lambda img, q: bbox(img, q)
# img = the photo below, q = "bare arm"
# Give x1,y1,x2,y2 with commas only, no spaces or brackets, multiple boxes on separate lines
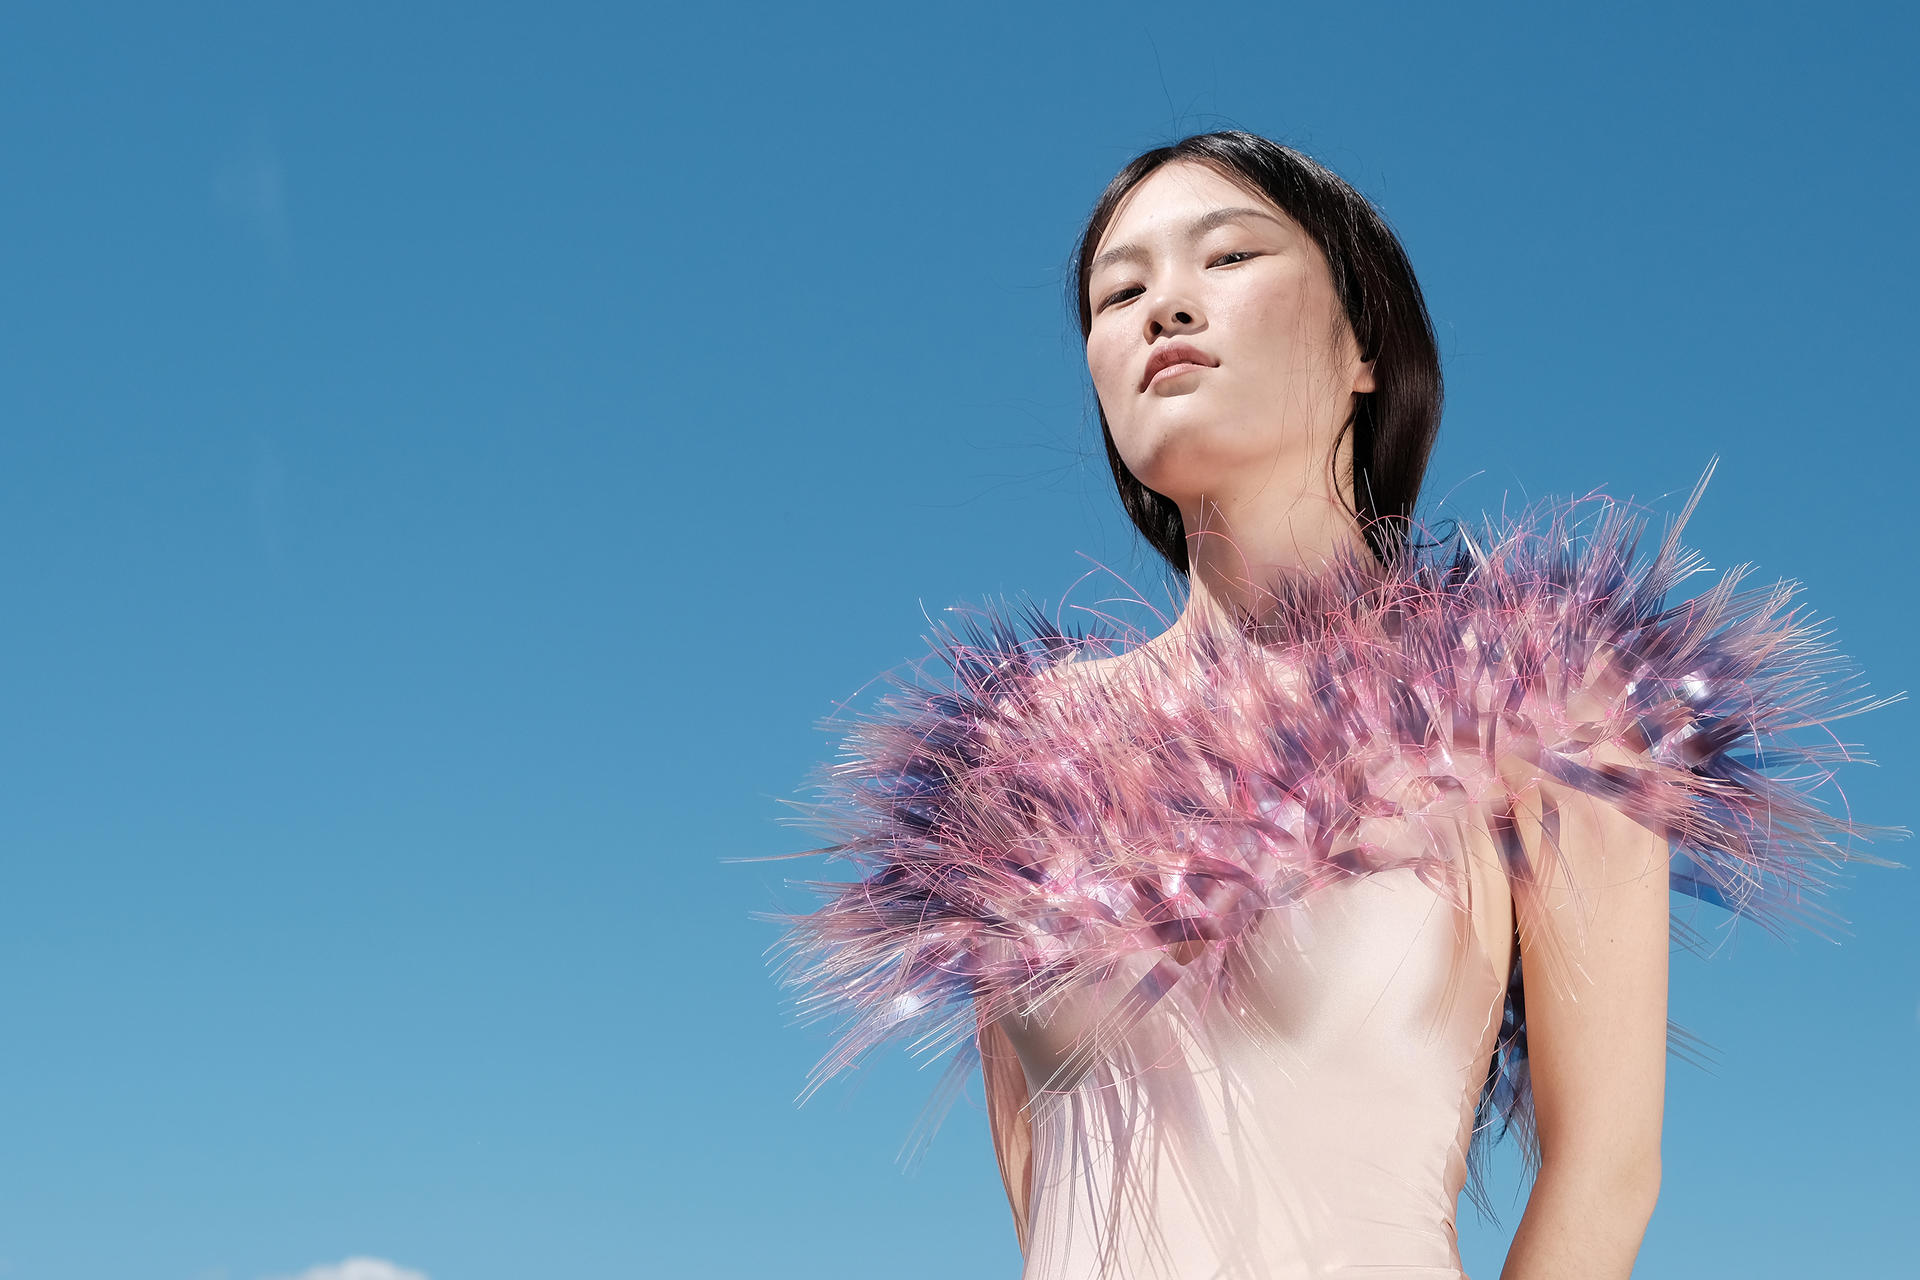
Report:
978,1009,1034,1258
1499,745,1669,1280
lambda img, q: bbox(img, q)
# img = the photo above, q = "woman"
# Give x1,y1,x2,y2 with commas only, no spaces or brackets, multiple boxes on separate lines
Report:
760,132,1900,1279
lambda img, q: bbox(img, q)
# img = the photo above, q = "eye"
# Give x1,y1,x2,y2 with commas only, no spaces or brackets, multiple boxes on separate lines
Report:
1097,284,1143,312
1209,250,1258,267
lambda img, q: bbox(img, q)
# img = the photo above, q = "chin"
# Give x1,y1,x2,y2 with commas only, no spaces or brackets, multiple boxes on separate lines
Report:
1123,429,1252,501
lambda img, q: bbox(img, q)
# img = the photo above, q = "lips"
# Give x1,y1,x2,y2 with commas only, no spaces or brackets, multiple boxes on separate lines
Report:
1141,343,1218,391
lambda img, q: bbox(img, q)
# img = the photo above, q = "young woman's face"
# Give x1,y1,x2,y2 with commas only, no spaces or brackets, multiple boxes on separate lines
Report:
1084,161,1375,505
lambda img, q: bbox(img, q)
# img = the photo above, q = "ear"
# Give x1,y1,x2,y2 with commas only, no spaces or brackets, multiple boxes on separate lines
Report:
1353,359,1377,395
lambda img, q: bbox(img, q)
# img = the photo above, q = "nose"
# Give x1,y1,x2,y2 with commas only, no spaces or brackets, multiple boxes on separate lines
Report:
1146,285,1202,339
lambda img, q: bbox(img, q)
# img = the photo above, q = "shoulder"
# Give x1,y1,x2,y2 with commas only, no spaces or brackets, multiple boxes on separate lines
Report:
1022,647,1146,706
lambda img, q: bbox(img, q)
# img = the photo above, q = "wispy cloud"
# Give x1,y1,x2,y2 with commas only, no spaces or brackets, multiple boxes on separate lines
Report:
262,1259,428,1280
214,125,291,260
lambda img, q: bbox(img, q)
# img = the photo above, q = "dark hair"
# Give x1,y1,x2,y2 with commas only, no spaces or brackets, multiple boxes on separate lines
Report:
1072,131,1443,574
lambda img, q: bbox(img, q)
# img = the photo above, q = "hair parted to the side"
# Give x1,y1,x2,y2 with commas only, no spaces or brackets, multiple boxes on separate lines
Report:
1072,131,1444,574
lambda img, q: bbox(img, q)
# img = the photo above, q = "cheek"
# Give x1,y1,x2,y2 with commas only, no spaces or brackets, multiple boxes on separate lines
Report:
1227,279,1312,357
1085,332,1131,406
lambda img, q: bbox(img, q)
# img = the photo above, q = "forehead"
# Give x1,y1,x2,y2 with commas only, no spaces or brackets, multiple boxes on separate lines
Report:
1094,161,1284,256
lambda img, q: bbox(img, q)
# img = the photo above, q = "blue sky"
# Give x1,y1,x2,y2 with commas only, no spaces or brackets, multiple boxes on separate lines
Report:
1,3,1914,1278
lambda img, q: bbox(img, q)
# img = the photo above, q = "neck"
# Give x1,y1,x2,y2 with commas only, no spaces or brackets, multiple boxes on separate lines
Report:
1161,467,1373,646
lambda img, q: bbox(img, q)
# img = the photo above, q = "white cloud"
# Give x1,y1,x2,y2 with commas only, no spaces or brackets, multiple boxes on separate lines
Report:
263,1259,428,1280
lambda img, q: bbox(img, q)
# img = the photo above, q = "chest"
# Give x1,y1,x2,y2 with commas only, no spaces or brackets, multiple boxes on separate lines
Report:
994,845,1513,1095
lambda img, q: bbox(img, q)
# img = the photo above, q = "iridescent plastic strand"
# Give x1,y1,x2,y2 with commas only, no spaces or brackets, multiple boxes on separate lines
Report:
748,465,1905,1240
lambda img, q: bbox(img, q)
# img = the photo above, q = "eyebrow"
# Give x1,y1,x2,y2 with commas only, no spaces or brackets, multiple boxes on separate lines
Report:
1089,206,1288,277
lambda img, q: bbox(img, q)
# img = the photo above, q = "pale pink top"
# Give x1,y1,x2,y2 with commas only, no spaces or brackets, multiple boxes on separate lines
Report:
999,861,1512,1280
